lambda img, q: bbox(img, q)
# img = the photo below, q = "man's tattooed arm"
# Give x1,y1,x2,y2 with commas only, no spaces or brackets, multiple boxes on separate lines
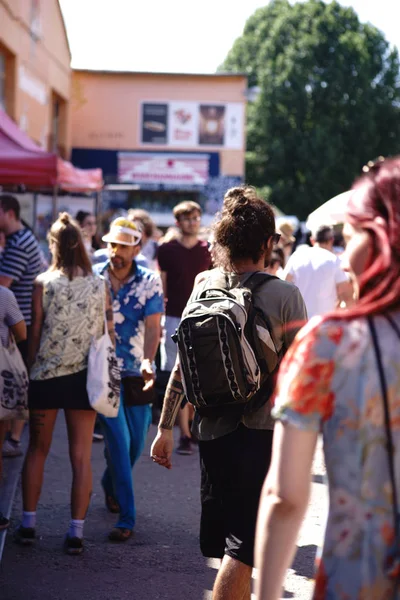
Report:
159,362,184,430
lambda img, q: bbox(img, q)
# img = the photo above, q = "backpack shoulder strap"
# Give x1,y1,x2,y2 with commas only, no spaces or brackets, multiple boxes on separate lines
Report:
244,272,277,293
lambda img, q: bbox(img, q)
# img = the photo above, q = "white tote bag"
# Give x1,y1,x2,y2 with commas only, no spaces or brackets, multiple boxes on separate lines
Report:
0,335,29,421
86,284,120,417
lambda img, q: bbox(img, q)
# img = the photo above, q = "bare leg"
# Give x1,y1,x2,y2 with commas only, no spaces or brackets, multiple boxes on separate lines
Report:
178,403,191,438
65,409,96,519
9,419,25,442
212,555,252,600
22,410,58,511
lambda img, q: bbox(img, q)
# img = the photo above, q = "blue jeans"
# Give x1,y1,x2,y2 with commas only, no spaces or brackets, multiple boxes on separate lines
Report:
99,400,152,530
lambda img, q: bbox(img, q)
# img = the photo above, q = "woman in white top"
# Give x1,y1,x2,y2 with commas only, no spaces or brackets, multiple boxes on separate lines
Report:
15,213,115,555
0,286,26,530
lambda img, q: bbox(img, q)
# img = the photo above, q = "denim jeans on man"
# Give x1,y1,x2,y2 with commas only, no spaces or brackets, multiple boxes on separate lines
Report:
99,390,152,530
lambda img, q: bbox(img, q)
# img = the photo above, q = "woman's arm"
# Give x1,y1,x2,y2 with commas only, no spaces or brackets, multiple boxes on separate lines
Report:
10,320,27,343
27,281,44,370
104,284,116,348
255,422,318,600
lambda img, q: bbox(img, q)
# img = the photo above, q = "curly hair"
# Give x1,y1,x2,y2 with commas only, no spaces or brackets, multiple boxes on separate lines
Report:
213,186,276,270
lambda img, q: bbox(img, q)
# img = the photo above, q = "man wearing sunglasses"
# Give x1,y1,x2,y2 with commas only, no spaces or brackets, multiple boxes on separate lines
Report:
152,187,307,600
94,218,164,542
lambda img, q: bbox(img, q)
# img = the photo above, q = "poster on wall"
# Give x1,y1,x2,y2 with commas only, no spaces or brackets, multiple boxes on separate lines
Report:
225,103,245,150
141,103,168,144
198,105,225,146
140,101,244,149
168,102,198,147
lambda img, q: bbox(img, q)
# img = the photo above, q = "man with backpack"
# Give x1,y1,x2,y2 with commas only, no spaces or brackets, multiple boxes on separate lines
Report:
151,187,307,600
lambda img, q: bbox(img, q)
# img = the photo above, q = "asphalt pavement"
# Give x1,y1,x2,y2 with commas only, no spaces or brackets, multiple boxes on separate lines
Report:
0,415,327,600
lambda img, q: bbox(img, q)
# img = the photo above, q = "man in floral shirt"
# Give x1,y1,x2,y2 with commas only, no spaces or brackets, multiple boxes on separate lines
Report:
94,218,163,542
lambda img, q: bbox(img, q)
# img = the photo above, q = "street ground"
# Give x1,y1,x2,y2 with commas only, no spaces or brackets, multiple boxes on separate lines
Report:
0,415,327,600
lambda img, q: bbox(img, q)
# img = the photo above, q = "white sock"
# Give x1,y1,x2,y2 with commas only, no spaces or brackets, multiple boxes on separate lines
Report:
68,519,85,539
22,511,36,529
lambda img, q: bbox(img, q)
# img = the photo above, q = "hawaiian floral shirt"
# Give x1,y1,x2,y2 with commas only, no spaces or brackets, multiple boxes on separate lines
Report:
273,312,400,600
94,261,164,377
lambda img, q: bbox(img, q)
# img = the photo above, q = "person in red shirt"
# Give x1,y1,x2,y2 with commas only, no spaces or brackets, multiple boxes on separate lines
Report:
158,201,211,455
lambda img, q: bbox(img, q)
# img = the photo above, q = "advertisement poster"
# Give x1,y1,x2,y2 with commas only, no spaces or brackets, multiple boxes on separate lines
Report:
168,102,198,147
141,103,168,144
140,101,244,149
198,105,225,146
225,103,245,150
118,152,209,186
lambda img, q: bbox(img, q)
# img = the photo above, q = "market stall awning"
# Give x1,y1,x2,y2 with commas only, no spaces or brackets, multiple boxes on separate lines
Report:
306,191,353,232
0,108,103,191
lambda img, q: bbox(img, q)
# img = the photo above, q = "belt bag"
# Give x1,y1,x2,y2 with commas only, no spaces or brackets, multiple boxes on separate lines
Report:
122,376,155,406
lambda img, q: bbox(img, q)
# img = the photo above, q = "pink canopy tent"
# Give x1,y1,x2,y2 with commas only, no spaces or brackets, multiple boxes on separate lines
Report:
0,108,103,191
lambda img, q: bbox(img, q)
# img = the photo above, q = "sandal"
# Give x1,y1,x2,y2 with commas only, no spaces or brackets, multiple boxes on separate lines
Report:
63,534,84,555
108,527,133,542
105,494,120,514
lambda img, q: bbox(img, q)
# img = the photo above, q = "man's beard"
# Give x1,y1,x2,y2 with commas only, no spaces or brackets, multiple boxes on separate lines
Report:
110,256,127,270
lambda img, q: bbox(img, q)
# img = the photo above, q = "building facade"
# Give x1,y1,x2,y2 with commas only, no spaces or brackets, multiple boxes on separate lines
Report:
0,0,71,157
70,70,247,223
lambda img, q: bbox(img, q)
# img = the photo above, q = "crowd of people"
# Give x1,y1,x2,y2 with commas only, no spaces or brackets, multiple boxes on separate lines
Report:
1,156,400,598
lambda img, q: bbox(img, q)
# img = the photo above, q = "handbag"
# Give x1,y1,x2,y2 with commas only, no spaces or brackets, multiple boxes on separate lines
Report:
0,334,29,421
86,283,121,417
369,315,400,590
122,376,156,407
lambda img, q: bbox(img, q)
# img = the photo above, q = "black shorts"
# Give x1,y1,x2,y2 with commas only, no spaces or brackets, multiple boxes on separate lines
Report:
29,369,93,411
199,424,273,568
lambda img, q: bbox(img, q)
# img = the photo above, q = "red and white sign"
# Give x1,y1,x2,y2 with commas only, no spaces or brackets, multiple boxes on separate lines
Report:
118,153,209,185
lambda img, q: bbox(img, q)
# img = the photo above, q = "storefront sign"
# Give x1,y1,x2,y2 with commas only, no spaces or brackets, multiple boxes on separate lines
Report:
118,152,209,186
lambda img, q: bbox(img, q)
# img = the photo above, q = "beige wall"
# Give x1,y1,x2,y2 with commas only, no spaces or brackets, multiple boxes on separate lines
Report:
71,71,247,177
0,0,71,154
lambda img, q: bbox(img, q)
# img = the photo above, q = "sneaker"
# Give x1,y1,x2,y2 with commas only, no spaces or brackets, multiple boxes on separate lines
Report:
14,525,36,545
2,438,23,458
176,436,193,456
0,513,9,530
63,534,84,555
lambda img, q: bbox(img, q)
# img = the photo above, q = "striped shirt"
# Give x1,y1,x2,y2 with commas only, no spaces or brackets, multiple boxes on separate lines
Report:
0,228,41,325
0,286,24,346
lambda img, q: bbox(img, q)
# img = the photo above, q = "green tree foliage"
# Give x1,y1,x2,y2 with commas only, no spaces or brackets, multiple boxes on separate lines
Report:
219,0,400,218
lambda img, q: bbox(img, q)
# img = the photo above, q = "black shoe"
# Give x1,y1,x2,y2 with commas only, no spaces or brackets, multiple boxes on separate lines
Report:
14,525,36,545
63,535,84,555
176,436,193,455
0,513,9,530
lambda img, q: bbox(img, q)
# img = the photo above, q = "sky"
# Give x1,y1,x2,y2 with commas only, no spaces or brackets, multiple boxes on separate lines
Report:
59,0,400,74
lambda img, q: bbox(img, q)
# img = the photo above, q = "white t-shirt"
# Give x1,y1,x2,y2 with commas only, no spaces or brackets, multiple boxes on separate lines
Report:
283,246,348,319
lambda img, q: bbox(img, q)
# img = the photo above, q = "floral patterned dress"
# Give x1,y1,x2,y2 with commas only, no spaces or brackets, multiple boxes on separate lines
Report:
273,312,400,600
